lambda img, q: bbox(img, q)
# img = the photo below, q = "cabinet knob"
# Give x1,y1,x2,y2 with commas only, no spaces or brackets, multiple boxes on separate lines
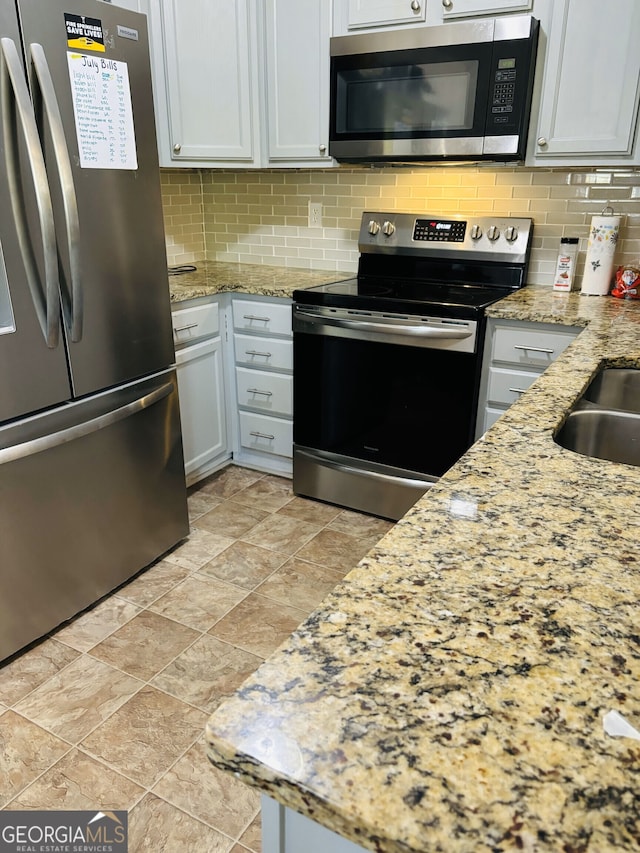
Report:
410,0,421,11
442,0,453,8
537,137,548,147
319,144,327,153
173,142,182,153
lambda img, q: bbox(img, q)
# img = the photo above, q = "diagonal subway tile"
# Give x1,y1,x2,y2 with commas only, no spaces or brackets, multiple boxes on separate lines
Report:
52,596,140,652
195,502,268,539
256,558,344,613
229,475,294,513
276,495,342,526
198,541,287,590
164,528,236,571
241,514,320,556
209,594,307,658
13,655,141,744
11,748,144,811
89,612,199,681
117,559,191,607
149,575,247,632
0,637,79,707
154,740,259,836
81,686,206,789
129,793,233,853
295,528,376,574
0,711,70,808
196,465,264,499
151,635,262,713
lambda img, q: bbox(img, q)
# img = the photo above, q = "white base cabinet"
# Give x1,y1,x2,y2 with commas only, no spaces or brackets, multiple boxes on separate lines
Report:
262,796,367,853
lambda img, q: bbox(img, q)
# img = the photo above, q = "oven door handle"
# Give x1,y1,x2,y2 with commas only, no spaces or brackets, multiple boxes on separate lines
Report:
295,310,472,340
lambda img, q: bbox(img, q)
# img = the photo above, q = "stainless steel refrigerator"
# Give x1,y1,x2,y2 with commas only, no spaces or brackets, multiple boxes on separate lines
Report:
0,0,189,661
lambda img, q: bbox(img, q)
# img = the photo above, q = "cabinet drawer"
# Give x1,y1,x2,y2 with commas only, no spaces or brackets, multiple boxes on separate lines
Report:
236,367,293,416
232,299,292,337
234,333,292,371
172,301,219,345
487,367,539,406
492,325,577,368
239,412,292,458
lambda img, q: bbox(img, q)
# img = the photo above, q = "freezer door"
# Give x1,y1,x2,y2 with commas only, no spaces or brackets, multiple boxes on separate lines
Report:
16,0,175,397
0,5,72,424
0,369,188,662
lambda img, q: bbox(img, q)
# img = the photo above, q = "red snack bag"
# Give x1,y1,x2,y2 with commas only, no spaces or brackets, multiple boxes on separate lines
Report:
612,264,640,299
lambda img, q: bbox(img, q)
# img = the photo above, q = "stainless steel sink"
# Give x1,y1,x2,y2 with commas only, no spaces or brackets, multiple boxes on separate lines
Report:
581,368,640,413
555,409,640,466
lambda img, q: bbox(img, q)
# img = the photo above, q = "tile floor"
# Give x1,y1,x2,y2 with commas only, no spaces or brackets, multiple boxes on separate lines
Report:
0,465,393,852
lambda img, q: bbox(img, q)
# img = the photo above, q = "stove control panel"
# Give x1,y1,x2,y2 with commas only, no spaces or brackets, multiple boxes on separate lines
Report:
413,219,467,242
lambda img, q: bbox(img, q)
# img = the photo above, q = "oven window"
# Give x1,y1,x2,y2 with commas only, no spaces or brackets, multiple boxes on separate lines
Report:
294,332,480,478
337,60,479,134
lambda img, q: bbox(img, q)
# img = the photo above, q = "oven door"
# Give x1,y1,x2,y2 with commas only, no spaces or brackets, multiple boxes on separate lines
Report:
293,305,483,519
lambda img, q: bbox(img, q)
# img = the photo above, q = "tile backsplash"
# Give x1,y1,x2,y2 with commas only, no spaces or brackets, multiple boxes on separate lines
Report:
160,166,640,286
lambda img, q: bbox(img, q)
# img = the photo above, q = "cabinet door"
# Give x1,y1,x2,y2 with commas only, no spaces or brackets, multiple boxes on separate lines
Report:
532,0,640,161
264,0,332,163
160,0,256,162
175,338,227,482
344,0,426,30
440,0,532,19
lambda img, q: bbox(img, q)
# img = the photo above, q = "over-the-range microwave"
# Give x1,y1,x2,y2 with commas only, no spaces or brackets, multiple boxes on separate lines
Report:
329,16,539,165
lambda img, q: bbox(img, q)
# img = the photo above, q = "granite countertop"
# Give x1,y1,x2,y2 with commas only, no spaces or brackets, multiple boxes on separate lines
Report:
168,260,351,302
206,286,640,853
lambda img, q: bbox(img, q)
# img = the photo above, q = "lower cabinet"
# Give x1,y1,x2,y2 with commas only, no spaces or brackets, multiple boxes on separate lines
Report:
476,317,580,438
261,796,366,853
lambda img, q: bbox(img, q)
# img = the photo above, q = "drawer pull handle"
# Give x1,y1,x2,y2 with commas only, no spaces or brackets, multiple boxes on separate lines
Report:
243,314,270,323
250,430,275,440
509,387,529,395
174,322,198,333
513,345,554,354
245,350,272,358
247,388,273,397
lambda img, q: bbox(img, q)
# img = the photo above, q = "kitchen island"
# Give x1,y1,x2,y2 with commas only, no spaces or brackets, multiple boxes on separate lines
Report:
205,286,640,852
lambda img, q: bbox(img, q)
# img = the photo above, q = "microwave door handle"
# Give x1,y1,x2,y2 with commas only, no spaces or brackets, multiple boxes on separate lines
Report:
0,37,60,348
29,43,83,342
296,310,472,340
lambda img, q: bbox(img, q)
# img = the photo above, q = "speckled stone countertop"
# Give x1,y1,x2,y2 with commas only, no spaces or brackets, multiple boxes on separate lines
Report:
206,286,640,853
168,260,351,302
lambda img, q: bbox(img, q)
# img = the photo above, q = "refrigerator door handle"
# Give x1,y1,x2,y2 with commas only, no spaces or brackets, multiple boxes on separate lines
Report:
0,37,60,348
29,43,83,342
0,380,175,465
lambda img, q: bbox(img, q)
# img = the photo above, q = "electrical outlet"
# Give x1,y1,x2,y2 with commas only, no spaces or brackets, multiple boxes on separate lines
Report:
308,201,323,228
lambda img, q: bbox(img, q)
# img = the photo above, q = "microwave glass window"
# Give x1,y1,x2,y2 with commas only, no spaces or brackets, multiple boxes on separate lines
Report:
337,60,479,134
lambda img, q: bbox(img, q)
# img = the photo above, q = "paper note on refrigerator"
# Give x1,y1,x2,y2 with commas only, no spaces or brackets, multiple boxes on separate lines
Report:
67,52,138,170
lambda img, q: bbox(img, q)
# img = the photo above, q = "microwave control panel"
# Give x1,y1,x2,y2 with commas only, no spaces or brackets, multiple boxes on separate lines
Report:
492,58,516,123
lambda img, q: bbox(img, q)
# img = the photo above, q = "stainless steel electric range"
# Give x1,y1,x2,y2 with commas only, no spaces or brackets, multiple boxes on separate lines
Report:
292,211,533,521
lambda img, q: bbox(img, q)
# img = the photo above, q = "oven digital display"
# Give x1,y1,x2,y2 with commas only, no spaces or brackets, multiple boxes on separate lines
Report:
413,219,467,242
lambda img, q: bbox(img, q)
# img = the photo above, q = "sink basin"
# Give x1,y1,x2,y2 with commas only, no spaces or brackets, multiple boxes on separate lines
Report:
555,409,640,466
581,368,640,413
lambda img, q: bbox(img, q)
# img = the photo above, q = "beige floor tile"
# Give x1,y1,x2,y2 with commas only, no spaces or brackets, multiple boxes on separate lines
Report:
164,528,236,572
89,612,199,682
151,635,262,713
230,475,294,513
129,793,233,853
277,495,342,526
0,712,70,807
256,558,344,613
149,575,247,632
14,656,141,744
230,846,252,853
209,594,307,658
154,740,260,835
295,529,375,573
197,465,264,499
198,541,287,590
81,686,206,788
195,502,268,539
238,813,262,852
11,748,144,811
328,509,394,541
0,638,79,707
187,489,222,522
242,514,321,556
53,597,140,652
117,560,191,607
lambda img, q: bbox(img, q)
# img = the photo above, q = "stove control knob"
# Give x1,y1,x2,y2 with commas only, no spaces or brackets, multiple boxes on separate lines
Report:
382,220,396,237
487,225,500,241
470,224,483,240
505,225,518,242
368,220,381,236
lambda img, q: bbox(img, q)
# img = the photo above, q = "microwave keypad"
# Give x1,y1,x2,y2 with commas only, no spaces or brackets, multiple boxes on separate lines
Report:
493,68,516,115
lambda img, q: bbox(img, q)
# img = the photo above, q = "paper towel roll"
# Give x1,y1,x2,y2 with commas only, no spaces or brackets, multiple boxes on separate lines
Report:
581,214,621,295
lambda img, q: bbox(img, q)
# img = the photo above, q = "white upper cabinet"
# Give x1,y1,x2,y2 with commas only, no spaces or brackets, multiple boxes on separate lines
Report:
143,0,332,168
438,0,532,21
336,0,426,32
528,0,640,165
